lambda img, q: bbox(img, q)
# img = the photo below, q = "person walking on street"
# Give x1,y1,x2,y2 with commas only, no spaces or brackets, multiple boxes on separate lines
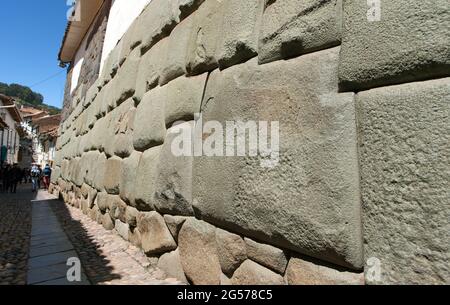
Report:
43,164,52,190
31,164,41,193
9,164,21,193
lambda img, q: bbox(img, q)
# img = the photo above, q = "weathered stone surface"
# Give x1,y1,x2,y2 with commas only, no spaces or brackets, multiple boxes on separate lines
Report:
285,256,364,285
110,197,127,223
120,151,142,206
93,153,107,192
80,198,90,215
193,47,363,270
50,167,61,184
83,151,101,186
154,123,195,216
89,205,101,223
245,238,288,274
115,220,130,241
164,215,188,241
133,87,166,152
339,0,450,91
231,260,284,285
178,218,221,285
216,0,263,69
220,273,232,285
139,0,180,54
102,213,115,231
129,227,142,248
102,157,123,195
87,184,98,208
101,39,123,85
216,229,247,276
160,14,194,86
125,206,140,228
165,75,207,126
186,0,224,75
357,78,450,284
110,99,136,158
118,17,142,65
111,49,140,108
137,211,177,255
80,183,90,199
158,249,189,283
134,38,168,103
259,0,342,64
97,192,113,213
134,146,162,211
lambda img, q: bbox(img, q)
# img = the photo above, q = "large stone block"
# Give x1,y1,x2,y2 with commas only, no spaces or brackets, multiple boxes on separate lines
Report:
160,14,194,86
339,0,450,91
133,87,167,152
100,39,123,86
139,0,180,54
216,0,263,69
259,0,342,64
113,106,136,158
193,47,363,270
120,151,142,206
185,0,224,75
245,238,288,274
83,150,101,187
134,38,168,103
178,218,221,285
102,157,123,195
285,256,364,285
134,146,162,211
137,211,177,255
216,229,247,277
357,78,450,284
165,75,207,126
158,249,189,284
231,260,284,285
92,153,107,191
154,123,195,216
111,49,140,109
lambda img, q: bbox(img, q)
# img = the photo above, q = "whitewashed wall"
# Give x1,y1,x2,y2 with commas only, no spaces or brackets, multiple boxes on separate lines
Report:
99,0,152,74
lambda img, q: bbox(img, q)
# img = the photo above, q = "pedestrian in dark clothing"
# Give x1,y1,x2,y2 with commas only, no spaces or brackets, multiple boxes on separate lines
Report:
3,165,12,192
43,164,52,190
9,164,21,193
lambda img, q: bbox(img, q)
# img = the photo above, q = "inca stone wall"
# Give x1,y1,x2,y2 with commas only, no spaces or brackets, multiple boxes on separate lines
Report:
50,0,450,285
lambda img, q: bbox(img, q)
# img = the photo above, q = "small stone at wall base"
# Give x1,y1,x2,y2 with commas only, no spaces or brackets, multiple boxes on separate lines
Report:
216,229,247,277
285,257,364,285
158,249,189,284
102,213,115,231
245,238,288,274
137,211,177,255
164,215,188,241
115,219,130,241
231,260,285,285
178,218,221,285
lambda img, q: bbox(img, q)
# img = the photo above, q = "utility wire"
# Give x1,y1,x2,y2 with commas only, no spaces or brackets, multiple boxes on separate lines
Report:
29,70,65,89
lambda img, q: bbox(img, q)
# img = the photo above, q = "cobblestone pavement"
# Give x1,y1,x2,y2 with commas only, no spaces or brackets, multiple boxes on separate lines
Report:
48,199,182,285
0,184,34,285
1,185,181,285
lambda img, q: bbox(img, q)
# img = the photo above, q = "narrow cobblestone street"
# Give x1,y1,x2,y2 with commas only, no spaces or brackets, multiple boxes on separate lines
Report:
0,184,33,285
0,184,182,285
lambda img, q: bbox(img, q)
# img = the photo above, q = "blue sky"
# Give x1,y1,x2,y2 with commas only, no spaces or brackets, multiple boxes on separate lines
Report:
0,0,70,108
